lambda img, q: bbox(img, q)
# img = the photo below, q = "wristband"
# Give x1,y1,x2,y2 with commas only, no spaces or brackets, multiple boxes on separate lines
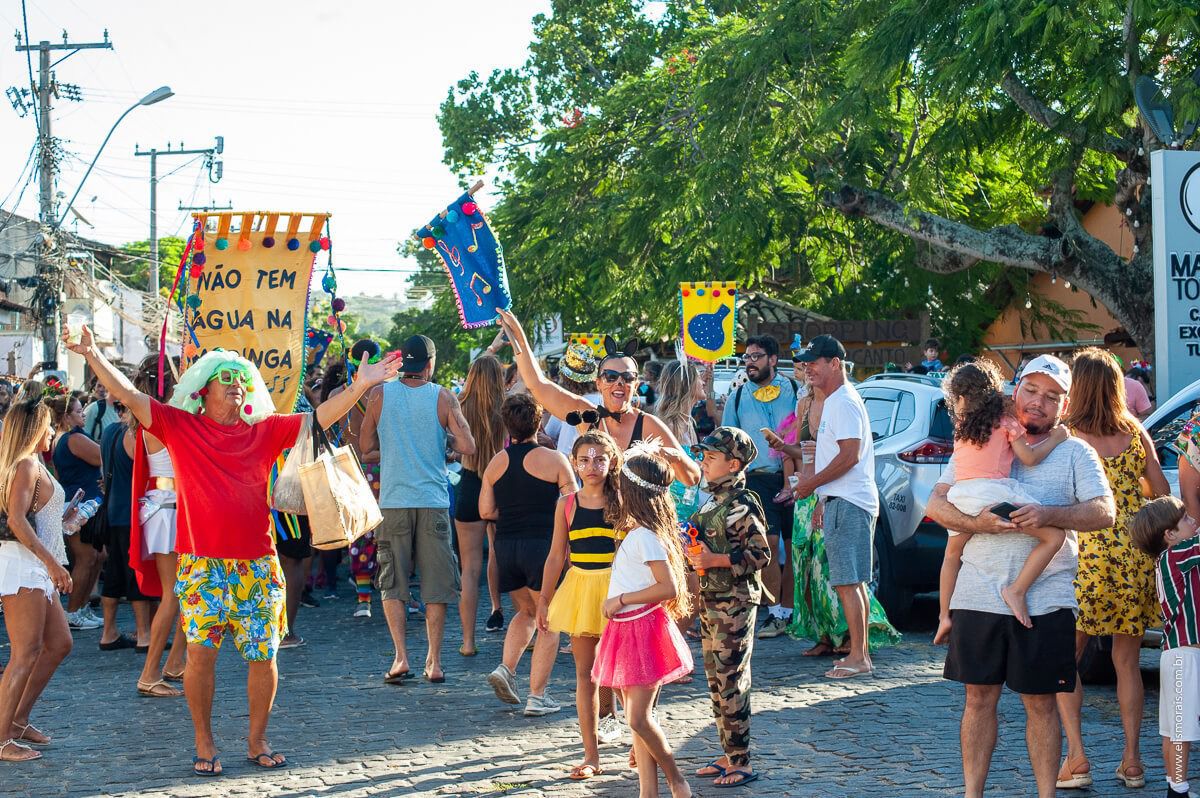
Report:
618,593,626,607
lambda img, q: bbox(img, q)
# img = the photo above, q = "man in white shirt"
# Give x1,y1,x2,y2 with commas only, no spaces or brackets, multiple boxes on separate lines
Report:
792,335,879,679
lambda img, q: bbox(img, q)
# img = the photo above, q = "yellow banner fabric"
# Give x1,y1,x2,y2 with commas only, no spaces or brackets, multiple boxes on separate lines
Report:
680,281,737,362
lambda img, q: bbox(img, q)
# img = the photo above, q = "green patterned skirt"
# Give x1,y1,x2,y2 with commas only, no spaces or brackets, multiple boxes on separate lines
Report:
786,495,901,650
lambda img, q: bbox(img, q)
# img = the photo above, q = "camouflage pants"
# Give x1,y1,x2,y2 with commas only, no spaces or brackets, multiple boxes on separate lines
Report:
700,594,757,766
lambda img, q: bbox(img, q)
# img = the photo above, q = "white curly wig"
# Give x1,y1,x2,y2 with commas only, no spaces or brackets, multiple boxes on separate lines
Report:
168,349,274,424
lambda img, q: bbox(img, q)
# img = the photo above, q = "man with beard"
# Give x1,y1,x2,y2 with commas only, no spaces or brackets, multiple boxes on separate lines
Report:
926,355,1115,798
721,335,798,638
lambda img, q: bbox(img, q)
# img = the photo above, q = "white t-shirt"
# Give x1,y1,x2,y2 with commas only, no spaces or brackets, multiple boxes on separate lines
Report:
607,526,668,611
814,383,879,516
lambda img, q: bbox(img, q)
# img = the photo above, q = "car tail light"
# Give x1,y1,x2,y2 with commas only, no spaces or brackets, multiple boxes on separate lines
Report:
898,439,954,464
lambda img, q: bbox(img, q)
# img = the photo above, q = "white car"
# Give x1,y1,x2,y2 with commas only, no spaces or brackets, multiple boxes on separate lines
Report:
1144,377,1200,497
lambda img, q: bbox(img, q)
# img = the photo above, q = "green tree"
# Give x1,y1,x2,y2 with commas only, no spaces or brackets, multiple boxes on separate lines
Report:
437,0,1200,357
114,237,187,294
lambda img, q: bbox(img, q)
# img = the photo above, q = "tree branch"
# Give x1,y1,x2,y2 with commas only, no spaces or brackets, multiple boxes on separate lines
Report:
822,184,1063,271
1000,72,1134,161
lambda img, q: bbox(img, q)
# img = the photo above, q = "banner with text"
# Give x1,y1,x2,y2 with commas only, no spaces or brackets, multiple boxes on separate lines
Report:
1152,150,1200,400
184,211,325,413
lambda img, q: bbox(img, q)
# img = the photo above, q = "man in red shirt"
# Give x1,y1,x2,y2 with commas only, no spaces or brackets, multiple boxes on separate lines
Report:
66,326,399,777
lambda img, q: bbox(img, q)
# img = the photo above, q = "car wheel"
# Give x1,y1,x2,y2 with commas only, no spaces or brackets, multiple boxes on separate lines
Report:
873,516,913,627
1076,635,1117,686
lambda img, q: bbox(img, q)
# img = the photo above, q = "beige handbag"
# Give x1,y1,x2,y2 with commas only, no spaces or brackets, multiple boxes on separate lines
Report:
300,422,382,550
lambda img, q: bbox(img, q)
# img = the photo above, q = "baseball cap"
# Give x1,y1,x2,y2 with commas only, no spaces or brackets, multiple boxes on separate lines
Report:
1018,354,1071,393
690,426,759,465
792,334,847,362
401,335,436,372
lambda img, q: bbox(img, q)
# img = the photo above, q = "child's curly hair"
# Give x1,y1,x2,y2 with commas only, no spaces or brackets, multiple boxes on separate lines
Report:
943,359,1009,448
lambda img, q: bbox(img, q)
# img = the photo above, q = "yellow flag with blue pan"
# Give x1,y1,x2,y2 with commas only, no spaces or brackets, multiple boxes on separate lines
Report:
567,332,607,357
679,281,737,362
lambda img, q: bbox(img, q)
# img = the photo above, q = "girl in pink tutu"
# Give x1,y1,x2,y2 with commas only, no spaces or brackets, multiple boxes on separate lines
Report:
592,442,694,798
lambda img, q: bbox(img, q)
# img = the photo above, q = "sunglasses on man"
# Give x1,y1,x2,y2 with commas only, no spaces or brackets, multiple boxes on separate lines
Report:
599,369,637,385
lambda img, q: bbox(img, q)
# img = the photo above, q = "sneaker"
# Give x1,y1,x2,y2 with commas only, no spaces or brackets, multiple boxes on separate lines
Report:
524,692,562,717
300,590,319,609
757,615,787,639
67,610,102,630
597,714,624,745
323,590,339,600
83,606,103,624
354,603,372,618
486,664,521,705
485,609,504,632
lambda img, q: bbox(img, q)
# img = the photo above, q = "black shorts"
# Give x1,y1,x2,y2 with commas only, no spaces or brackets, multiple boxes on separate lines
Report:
275,515,313,561
101,525,148,601
494,537,551,593
746,471,794,542
455,468,483,523
78,512,105,550
943,608,1077,694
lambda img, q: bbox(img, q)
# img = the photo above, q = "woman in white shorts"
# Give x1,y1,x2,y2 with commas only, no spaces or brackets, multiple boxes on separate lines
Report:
130,357,187,696
0,386,74,762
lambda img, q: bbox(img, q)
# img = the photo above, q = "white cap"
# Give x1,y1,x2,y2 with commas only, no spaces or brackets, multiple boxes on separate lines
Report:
1018,354,1071,393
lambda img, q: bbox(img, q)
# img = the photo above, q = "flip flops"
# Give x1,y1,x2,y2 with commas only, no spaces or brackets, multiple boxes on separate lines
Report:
824,664,873,679
568,763,604,780
383,669,412,685
714,770,759,788
695,759,727,777
247,752,288,769
192,756,221,777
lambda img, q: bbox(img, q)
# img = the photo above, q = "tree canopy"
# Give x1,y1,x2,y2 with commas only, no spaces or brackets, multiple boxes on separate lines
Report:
435,0,1200,358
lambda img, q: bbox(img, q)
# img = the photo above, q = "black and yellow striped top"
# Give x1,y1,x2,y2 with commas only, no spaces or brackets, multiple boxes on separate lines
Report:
569,503,619,570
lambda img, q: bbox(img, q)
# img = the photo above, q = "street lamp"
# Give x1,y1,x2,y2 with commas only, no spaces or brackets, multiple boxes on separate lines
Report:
55,86,174,230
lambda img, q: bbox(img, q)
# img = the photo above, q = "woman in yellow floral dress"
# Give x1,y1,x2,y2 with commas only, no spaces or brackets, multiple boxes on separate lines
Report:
1055,348,1169,791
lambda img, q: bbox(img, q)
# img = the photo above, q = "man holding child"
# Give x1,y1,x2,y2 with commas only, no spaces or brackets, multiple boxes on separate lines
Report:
926,355,1115,798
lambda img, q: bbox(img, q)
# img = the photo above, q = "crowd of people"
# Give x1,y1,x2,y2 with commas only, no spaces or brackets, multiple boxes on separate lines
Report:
0,314,1194,798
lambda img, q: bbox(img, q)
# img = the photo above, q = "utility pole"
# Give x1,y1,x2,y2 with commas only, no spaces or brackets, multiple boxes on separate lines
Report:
178,200,233,212
14,29,112,363
135,137,223,297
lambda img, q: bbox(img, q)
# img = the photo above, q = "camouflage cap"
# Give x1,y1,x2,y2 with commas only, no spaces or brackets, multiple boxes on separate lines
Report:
691,426,758,465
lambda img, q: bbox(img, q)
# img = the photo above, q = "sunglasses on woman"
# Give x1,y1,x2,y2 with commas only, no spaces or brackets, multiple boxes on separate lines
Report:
599,369,637,385
213,366,253,386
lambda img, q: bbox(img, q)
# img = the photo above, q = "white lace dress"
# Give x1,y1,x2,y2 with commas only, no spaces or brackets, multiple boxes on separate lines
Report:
0,467,67,601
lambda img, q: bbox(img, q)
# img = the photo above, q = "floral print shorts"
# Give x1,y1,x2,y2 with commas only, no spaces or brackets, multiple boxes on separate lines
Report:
175,553,287,661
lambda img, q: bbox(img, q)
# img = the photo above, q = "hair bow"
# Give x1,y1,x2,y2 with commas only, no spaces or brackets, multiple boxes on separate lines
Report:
565,404,624,427
602,335,639,359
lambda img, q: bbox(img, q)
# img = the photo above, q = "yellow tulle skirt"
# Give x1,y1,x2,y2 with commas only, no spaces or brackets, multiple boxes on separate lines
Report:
547,566,611,637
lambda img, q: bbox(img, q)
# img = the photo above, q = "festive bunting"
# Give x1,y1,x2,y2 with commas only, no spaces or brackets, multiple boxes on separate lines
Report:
178,211,325,413
416,192,511,329
567,332,607,357
679,281,737,362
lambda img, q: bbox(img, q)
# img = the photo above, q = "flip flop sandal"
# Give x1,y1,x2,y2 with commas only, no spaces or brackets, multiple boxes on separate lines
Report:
568,763,604,780
424,671,446,684
12,722,50,746
714,769,759,788
137,680,183,698
192,756,221,777
384,670,412,685
0,739,40,761
163,670,185,682
696,759,727,777
824,665,873,679
247,752,288,769
458,646,478,657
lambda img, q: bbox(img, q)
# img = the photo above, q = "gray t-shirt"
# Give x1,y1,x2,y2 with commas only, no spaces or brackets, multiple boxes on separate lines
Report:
938,436,1111,617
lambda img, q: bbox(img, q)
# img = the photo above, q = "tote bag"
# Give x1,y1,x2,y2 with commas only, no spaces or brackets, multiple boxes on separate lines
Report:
299,422,382,550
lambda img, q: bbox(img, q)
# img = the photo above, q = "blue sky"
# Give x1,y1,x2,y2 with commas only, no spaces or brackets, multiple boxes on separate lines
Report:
0,0,549,296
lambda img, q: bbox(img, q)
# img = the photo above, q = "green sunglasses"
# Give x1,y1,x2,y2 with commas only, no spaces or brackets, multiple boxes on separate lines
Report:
212,365,253,386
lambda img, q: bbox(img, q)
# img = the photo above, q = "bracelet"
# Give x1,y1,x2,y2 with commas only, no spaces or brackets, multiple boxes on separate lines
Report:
618,593,626,607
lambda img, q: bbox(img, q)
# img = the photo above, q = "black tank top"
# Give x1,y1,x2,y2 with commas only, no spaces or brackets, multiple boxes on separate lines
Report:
494,443,560,540
567,498,618,571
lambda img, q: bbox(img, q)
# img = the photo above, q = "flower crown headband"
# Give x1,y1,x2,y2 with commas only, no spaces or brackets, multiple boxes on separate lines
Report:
43,378,68,398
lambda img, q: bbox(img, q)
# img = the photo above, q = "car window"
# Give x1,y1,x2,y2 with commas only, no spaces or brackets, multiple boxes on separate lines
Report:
930,399,954,441
1150,398,1200,470
859,388,899,440
893,391,916,436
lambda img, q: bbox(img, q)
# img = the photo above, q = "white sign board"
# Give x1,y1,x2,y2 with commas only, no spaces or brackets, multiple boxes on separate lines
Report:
1152,149,1200,401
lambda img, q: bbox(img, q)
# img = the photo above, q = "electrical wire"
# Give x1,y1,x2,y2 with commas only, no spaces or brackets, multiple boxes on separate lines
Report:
20,0,39,130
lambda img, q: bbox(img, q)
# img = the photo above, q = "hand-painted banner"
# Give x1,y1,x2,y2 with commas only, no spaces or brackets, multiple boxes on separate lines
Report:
417,192,511,329
305,327,334,368
680,281,738,362
567,332,607,356
181,211,326,413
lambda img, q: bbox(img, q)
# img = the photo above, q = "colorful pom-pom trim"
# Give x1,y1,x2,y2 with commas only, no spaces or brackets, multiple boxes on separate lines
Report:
262,236,275,248
287,238,300,251
215,238,229,250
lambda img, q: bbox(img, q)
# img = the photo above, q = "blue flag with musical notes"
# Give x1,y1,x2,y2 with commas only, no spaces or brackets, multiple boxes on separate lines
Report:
417,192,512,329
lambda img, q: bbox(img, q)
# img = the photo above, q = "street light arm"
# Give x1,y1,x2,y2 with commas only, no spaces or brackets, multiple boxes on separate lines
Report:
53,102,139,231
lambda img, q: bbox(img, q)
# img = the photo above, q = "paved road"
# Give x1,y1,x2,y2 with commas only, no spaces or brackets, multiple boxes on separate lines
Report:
0,586,1168,797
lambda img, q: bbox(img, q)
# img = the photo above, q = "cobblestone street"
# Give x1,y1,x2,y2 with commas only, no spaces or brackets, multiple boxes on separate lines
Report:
0,591,1167,797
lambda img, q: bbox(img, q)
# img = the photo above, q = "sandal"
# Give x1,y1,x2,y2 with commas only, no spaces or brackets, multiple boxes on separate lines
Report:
714,769,759,788
1055,757,1093,789
825,664,873,679
0,739,41,762
383,669,411,685
12,722,49,746
137,680,183,698
1115,761,1145,788
802,642,835,657
192,755,222,777
458,646,477,657
568,763,604,780
696,759,728,777
247,751,288,769
162,670,185,683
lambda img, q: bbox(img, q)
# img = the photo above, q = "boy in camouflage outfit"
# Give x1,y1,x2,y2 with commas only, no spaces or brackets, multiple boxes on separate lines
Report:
686,427,772,788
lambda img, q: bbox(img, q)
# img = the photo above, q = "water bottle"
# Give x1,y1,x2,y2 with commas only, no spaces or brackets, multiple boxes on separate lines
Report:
77,499,101,522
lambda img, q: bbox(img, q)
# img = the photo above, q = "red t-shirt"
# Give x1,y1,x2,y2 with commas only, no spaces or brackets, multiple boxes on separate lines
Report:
147,400,306,559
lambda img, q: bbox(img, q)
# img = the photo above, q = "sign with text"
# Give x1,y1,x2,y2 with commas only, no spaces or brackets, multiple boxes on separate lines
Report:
186,211,325,413
1152,150,1200,400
